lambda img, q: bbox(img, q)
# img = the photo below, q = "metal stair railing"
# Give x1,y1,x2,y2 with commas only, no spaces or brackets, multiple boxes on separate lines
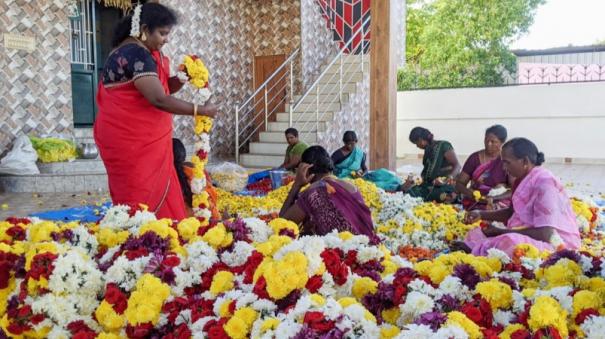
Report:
291,15,371,143
234,48,300,163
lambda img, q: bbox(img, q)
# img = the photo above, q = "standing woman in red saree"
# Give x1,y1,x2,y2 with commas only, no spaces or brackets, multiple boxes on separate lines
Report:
94,3,216,220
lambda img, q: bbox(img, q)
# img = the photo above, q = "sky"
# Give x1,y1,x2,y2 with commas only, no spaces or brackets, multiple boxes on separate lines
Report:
510,0,605,50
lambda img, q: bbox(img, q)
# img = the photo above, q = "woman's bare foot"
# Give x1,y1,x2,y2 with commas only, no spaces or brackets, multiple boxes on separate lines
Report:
450,241,471,253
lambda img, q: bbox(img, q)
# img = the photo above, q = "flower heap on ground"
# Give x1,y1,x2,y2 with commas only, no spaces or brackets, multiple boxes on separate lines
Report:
4,208,605,338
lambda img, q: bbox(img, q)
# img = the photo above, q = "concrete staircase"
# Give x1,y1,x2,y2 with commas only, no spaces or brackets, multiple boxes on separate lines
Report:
240,55,368,168
0,129,108,193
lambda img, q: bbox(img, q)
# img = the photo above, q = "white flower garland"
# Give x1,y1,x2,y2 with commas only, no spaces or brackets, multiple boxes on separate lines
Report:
130,4,143,38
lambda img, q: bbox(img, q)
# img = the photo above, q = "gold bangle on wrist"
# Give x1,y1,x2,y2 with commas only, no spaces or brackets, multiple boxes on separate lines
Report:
193,103,198,118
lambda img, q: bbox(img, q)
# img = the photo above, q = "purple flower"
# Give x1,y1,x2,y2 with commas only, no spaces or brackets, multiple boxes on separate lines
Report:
293,325,315,339
224,218,251,242
498,276,519,290
437,294,458,313
276,289,301,311
414,311,447,331
453,264,481,289
362,281,394,321
394,267,418,281
541,249,582,268
279,228,297,238
320,327,346,339
124,232,169,253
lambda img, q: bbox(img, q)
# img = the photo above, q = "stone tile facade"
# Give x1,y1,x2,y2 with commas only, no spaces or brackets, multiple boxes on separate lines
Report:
163,0,302,156
0,0,73,155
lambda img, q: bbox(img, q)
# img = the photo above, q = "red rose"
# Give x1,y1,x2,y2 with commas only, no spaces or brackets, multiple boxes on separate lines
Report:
243,251,264,284
17,305,32,318
228,300,237,315
0,262,11,289
162,255,181,268
344,250,358,266
6,322,29,335
393,285,407,305
30,313,45,325
113,299,127,314
304,311,335,333
73,331,96,339
253,277,271,299
510,329,531,339
6,226,25,241
575,308,600,325
306,275,323,293
460,304,482,325
126,323,153,338
164,323,192,339
206,319,229,339
482,327,502,339
104,284,123,304
125,248,149,260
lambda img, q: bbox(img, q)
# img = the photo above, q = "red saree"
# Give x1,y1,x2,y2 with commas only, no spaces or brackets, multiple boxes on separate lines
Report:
94,50,187,220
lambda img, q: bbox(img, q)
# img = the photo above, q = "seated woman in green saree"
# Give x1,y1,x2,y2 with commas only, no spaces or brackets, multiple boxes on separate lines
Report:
399,127,461,202
332,131,402,191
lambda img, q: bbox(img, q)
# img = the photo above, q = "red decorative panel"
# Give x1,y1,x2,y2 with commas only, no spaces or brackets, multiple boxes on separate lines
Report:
316,0,370,54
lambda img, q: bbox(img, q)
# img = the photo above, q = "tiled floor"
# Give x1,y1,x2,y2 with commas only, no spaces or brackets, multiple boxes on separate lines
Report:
0,161,603,219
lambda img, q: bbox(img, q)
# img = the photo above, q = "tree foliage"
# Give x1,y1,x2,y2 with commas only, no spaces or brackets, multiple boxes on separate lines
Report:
399,0,545,90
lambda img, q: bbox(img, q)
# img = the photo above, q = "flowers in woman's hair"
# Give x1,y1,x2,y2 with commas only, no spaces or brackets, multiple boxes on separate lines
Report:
129,4,142,38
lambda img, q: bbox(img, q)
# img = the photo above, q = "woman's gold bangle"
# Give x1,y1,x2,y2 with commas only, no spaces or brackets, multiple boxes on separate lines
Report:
193,103,198,118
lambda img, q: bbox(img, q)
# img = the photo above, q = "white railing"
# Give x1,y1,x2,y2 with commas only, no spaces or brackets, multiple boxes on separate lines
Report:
290,15,370,143
69,0,95,67
234,49,300,163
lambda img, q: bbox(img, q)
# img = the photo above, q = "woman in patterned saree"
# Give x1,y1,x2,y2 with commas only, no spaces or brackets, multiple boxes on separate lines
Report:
456,138,580,256
399,127,461,202
455,124,512,210
94,3,216,220
279,146,379,244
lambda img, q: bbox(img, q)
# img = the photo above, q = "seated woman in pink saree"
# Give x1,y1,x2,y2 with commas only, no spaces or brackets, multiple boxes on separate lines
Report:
279,146,380,244
456,125,512,210
454,138,580,257
94,3,216,220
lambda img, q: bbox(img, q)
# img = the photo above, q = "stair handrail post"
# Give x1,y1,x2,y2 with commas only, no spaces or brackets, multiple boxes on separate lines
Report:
264,87,269,130
316,85,320,136
290,60,294,104
339,53,343,103
235,106,240,164
361,19,365,73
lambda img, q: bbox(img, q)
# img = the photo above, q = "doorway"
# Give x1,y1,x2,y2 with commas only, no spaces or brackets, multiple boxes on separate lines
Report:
252,54,287,140
69,0,121,126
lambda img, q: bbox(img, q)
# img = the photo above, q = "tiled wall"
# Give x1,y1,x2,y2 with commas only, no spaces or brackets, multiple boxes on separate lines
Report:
300,0,340,90
0,0,73,155
164,0,301,157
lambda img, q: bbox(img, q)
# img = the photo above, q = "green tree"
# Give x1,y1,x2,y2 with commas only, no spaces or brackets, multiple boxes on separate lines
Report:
399,0,545,90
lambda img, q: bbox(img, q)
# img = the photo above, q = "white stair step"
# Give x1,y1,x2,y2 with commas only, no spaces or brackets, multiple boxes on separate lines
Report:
315,82,357,94
276,112,334,122
38,159,106,174
249,142,288,155
240,154,284,169
290,101,340,113
324,61,369,74
294,93,349,105
267,121,326,132
260,132,318,143
0,172,108,193
319,72,363,84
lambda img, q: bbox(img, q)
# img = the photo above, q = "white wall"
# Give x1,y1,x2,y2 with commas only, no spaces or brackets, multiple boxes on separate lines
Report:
397,82,605,163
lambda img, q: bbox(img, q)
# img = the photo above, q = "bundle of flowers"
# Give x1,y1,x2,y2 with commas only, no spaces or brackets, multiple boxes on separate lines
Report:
29,136,77,163
4,208,605,338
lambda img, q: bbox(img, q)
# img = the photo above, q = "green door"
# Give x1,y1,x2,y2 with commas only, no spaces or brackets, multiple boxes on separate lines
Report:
70,0,120,126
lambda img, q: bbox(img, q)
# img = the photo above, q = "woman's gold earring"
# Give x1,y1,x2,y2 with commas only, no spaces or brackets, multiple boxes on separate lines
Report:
141,32,147,42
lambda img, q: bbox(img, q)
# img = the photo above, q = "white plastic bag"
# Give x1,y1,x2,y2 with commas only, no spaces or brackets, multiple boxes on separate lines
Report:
0,136,40,175
207,162,249,192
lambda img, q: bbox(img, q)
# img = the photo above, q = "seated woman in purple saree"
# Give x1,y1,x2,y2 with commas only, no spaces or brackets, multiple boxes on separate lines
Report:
279,146,380,244
453,138,580,257
456,125,512,210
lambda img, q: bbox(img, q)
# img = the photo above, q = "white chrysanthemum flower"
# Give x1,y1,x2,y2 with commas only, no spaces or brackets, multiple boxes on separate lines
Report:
275,319,302,338
494,310,515,327
222,241,254,267
106,255,150,291
400,291,435,320
69,226,99,257
433,324,469,339
242,218,271,242
512,290,527,314
408,278,437,296
580,315,605,338
125,209,157,232
487,248,511,264
99,205,131,230
185,240,218,273
191,177,207,194
191,317,218,339
357,245,384,264
580,254,594,273
172,268,200,295
396,324,434,338
48,250,103,296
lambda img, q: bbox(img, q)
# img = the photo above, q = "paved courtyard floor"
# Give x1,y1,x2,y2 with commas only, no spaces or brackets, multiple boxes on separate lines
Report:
1,161,603,219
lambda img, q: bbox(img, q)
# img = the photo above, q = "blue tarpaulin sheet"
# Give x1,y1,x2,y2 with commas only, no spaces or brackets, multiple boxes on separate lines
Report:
30,202,111,223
